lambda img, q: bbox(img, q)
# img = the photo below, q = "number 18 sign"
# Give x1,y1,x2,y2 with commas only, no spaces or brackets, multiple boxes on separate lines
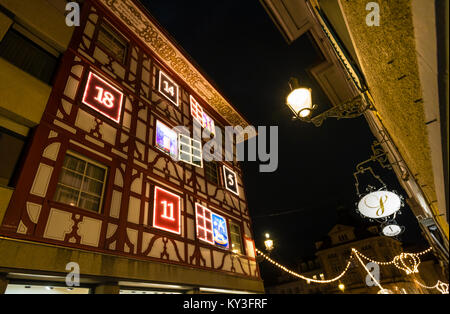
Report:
82,71,124,123
153,186,181,235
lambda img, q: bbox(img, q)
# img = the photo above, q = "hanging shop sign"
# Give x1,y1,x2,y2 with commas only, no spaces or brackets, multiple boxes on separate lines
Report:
82,71,124,123
153,186,181,234
357,190,401,219
381,222,404,237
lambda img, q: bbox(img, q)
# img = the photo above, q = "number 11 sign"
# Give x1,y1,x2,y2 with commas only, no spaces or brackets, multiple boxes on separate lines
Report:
153,186,181,235
82,71,124,123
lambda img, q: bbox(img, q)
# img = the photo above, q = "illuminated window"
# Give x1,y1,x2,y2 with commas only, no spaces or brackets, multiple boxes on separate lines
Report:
195,203,214,245
230,221,243,254
155,120,178,159
204,161,218,184
158,70,179,106
54,152,108,213
82,71,124,123
179,134,202,168
153,186,181,235
97,22,128,63
0,28,59,84
190,95,215,135
212,212,229,249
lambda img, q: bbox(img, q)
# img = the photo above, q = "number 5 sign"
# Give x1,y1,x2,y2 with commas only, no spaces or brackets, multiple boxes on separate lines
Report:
153,186,181,235
223,165,239,196
82,72,124,123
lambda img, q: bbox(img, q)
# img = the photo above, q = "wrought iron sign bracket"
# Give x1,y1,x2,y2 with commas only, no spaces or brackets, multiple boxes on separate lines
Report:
295,94,373,127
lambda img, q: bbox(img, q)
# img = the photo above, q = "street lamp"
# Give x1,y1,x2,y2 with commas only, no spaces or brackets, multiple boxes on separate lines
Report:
264,233,274,252
338,283,345,293
286,77,370,126
256,233,275,263
286,78,316,120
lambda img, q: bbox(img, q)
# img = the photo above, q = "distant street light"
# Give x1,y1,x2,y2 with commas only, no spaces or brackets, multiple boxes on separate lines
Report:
264,233,274,252
256,233,275,263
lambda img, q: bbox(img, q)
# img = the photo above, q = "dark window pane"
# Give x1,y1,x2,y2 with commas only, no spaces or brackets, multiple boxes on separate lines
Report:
85,164,105,181
82,177,103,196
0,128,27,187
54,185,79,206
63,155,86,174
204,161,218,184
79,192,101,212
0,29,59,84
59,169,83,189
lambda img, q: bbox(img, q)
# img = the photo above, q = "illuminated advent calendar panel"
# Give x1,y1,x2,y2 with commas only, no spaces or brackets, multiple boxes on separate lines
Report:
82,71,124,123
153,186,181,235
223,165,239,196
190,95,215,135
195,203,214,245
158,70,179,106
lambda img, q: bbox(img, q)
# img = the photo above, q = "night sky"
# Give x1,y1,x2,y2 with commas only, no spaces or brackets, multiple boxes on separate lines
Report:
140,0,427,284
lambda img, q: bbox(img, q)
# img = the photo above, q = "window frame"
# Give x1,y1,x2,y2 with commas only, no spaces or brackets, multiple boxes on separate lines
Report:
229,220,244,255
203,160,218,184
0,26,60,84
0,126,29,188
53,151,108,214
178,133,203,168
154,119,179,160
95,20,129,64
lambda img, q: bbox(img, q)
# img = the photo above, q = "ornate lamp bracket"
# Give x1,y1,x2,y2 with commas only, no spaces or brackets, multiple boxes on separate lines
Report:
298,94,372,127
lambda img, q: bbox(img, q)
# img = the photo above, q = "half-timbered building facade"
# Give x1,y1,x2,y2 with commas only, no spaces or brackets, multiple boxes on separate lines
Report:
0,0,263,294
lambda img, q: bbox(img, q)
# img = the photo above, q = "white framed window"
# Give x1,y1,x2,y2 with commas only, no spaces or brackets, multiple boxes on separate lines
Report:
230,221,243,254
54,152,108,213
179,134,202,168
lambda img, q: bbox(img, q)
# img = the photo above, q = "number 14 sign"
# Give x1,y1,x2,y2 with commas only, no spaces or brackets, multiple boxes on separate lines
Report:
82,72,124,123
153,186,181,235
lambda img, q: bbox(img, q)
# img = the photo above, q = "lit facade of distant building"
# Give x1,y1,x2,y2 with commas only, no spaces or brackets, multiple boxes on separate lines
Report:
266,223,445,294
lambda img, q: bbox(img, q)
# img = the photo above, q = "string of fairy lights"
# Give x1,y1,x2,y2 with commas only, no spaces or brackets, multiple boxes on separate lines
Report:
414,279,449,294
255,247,449,294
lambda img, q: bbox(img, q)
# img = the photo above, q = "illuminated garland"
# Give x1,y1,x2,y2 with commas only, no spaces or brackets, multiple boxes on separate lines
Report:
352,247,433,274
255,248,353,284
414,280,449,294
255,247,435,286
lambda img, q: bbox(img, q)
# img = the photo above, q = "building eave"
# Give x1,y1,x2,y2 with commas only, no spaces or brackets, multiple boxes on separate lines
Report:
97,0,252,130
